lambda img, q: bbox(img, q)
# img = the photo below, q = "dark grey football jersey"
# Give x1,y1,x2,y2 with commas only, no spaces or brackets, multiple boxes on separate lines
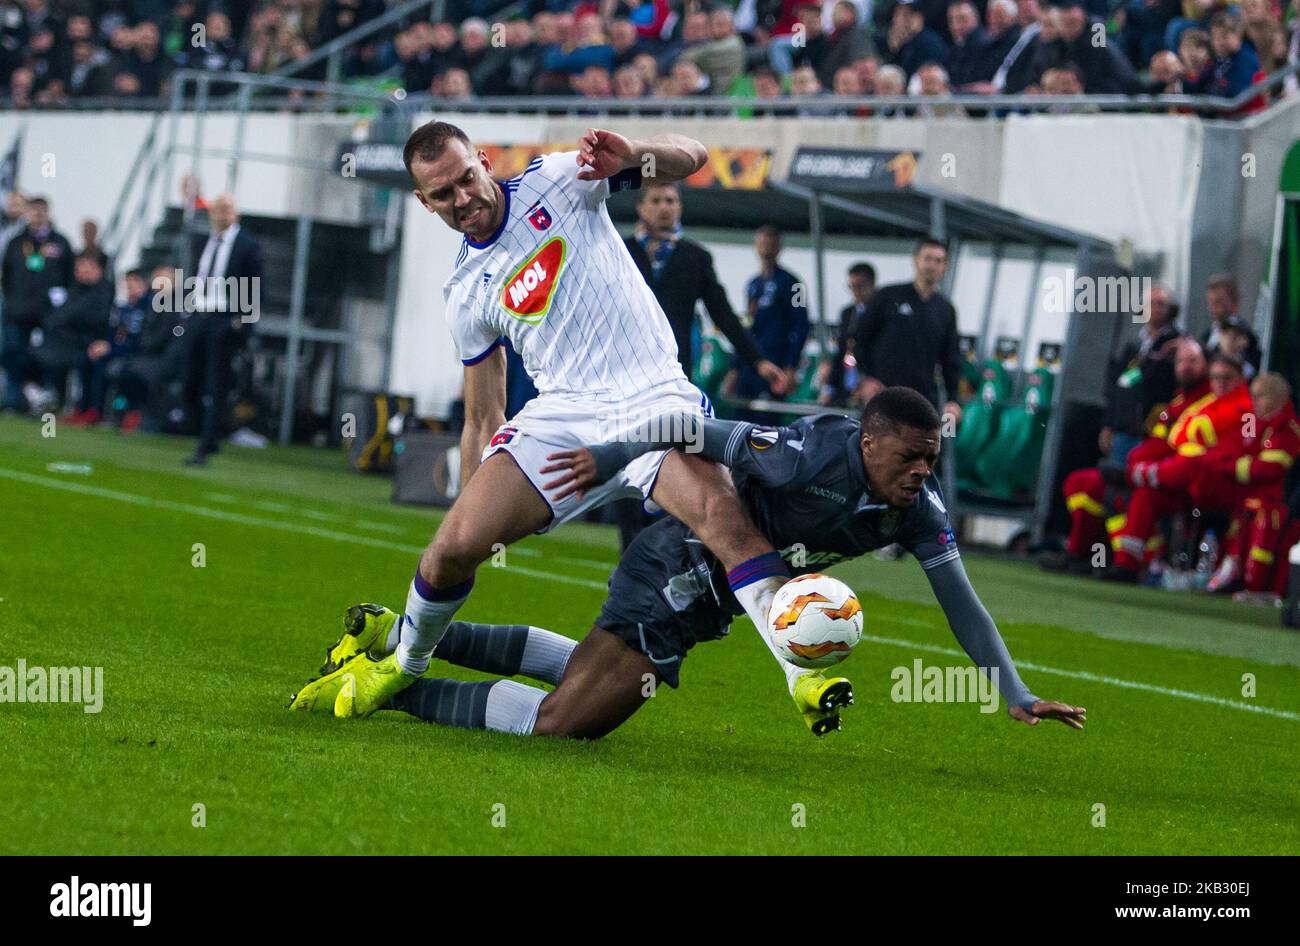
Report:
718,414,959,578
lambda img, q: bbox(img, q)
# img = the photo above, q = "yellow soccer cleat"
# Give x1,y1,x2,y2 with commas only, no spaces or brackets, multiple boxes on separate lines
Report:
334,652,417,720
792,671,854,715
320,603,399,676
802,708,842,737
288,657,358,713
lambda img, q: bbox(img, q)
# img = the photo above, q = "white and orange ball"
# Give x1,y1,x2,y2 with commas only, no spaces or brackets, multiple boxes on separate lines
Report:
767,574,863,669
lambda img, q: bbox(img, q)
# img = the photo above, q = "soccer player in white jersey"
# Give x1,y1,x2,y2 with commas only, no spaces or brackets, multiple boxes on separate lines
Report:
290,121,853,733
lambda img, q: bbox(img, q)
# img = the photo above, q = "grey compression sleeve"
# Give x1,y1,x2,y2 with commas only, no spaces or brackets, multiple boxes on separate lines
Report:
587,412,745,484
924,556,1039,711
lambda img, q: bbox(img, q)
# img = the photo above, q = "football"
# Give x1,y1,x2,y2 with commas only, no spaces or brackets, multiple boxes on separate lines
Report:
768,574,864,669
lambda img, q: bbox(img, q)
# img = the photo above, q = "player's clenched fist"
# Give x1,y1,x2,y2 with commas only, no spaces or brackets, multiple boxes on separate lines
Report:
576,128,635,181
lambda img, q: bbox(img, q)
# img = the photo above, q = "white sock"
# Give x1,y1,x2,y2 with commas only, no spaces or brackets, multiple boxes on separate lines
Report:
520,626,576,684
484,680,547,735
732,573,809,694
395,574,472,676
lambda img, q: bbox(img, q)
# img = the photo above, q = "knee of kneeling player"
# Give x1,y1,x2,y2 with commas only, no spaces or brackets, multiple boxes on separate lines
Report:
423,530,485,586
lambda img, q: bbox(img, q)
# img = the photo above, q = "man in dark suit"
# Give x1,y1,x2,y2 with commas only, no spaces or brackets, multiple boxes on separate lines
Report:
183,193,262,465
615,180,785,549
623,181,785,390
818,261,876,406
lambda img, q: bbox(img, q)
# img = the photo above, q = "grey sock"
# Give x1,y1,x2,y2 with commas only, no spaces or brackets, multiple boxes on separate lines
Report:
390,678,544,735
432,621,576,685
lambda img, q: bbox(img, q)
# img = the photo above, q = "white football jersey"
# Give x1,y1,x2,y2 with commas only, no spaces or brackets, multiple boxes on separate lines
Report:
442,151,685,403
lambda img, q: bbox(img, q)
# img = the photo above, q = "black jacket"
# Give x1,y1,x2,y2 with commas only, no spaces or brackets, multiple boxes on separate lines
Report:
623,235,765,376
190,225,264,326
1104,323,1183,436
1,225,74,327
40,278,113,362
853,282,962,407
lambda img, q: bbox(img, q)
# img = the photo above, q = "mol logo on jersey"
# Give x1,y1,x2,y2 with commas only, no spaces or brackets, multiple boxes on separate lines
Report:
501,237,567,325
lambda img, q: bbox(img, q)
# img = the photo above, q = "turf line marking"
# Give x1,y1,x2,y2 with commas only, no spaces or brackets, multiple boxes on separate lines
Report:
0,467,610,593
862,633,1300,722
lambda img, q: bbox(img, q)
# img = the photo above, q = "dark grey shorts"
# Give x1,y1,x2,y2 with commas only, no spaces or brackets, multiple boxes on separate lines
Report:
595,517,733,688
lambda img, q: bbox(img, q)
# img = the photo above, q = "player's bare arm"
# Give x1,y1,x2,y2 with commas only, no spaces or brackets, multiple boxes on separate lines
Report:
459,345,507,491
575,128,708,184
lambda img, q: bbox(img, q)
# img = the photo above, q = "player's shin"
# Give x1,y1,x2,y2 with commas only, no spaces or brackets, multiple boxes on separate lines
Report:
388,678,546,735
396,573,473,676
434,621,576,684
727,553,807,694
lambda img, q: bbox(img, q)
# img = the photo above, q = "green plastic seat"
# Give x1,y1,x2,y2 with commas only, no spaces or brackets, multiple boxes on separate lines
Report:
954,361,1010,490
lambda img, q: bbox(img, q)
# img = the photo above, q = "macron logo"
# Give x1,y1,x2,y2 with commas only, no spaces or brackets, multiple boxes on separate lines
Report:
50,876,151,926
501,237,566,325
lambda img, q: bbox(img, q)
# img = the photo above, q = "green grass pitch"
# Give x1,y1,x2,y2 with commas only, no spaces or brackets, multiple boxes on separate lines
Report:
2,414,1297,855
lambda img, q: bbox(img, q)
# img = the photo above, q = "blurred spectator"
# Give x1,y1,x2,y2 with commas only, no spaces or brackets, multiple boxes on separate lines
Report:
71,266,152,426
574,63,613,97
994,0,1045,93
1121,0,1181,70
813,1,876,88
1147,49,1184,92
1099,283,1183,464
819,261,877,405
669,57,709,95
681,6,746,92
973,0,1023,86
1179,27,1213,91
67,34,112,97
792,61,840,113
887,1,948,80
78,218,107,270
459,17,508,95
1206,10,1264,100
915,61,966,115
613,62,647,97
1200,274,1261,375
731,225,809,416
33,252,112,412
541,11,615,78
946,1,989,87
1241,0,1285,75
874,61,908,100
116,264,191,434
503,18,544,95
1,194,72,412
172,10,245,82
1033,1,1144,94
438,66,474,100
0,189,25,257
853,238,962,422
609,18,643,70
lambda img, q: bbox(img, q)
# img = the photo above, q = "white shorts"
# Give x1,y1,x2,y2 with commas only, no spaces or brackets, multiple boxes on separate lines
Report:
481,378,714,534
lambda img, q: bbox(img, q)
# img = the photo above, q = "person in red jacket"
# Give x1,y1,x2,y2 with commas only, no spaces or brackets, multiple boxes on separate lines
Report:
1104,353,1251,580
1044,338,1210,574
1199,373,1300,596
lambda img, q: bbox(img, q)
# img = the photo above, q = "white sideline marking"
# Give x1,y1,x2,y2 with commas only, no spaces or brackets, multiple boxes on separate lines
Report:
0,467,610,593
7,466,1295,723
862,633,1300,723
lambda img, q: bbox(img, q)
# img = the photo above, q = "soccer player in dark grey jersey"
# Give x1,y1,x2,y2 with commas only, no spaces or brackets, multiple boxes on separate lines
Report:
306,388,1084,739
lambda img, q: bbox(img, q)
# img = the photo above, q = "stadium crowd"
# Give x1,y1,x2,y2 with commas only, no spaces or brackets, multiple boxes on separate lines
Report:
0,0,1295,109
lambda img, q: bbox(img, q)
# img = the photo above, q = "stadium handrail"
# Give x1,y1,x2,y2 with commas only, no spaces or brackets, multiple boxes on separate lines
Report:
6,58,1296,116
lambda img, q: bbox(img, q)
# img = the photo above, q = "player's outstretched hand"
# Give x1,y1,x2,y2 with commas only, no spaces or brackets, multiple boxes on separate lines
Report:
1009,700,1087,730
576,128,634,181
540,448,599,502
